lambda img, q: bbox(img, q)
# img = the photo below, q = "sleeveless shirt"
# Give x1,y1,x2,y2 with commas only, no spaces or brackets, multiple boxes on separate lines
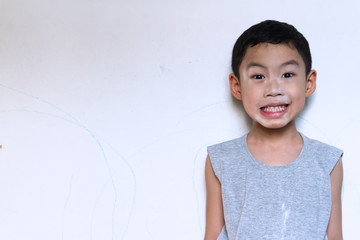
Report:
207,133,343,240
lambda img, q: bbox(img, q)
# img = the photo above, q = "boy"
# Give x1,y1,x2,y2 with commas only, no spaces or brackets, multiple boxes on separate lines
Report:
205,20,343,240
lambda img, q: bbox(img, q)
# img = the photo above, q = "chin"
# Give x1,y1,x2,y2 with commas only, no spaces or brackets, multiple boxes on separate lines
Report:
258,120,292,129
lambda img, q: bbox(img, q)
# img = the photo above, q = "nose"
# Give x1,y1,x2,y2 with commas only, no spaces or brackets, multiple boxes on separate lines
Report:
264,76,283,97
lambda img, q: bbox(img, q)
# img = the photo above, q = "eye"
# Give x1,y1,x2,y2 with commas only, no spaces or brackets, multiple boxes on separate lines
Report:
252,74,265,80
282,72,294,78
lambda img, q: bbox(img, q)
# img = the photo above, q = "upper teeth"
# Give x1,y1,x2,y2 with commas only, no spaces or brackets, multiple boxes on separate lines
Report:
263,105,286,112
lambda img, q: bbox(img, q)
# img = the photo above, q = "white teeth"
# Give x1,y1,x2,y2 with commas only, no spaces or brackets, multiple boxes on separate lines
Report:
262,105,287,112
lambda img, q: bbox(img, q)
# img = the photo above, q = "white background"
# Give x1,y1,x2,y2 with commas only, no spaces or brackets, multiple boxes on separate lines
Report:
0,0,359,239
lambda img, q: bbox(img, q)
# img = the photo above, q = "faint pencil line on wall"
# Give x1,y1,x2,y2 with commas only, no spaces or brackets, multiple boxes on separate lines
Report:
192,144,207,238
0,83,123,240
62,175,74,240
100,139,137,240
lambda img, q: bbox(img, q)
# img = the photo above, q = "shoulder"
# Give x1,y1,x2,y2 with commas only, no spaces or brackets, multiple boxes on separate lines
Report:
303,134,343,157
207,134,247,182
304,135,341,151
207,135,244,155
302,134,343,174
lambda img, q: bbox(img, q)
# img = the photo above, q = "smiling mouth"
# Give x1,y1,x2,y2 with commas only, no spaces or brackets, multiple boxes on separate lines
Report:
261,105,288,113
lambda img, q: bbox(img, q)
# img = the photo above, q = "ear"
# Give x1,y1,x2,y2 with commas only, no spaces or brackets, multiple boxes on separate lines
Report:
305,70,317,97
229,73,243,100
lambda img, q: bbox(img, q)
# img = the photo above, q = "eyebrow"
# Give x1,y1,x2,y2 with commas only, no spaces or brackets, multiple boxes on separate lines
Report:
246,62,265,70
280,60,300,68
246,59,300,70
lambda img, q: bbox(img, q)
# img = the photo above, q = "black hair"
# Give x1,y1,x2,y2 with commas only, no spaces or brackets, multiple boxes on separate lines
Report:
231,20,312,79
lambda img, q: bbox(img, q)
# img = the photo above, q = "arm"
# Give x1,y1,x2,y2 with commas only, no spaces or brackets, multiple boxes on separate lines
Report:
204,155,225,240
326,157,343,240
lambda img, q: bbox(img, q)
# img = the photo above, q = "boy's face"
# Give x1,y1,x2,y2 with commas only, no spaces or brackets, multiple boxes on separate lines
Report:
230,43,316,129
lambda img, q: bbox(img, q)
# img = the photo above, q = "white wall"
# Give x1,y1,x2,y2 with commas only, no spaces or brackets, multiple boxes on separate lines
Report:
0,0,359,239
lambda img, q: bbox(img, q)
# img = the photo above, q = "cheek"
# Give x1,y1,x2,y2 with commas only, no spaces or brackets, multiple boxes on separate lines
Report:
241,84,261,99
241,93,260,114
288,83,307,99
288,89,307,109
240,91,254,105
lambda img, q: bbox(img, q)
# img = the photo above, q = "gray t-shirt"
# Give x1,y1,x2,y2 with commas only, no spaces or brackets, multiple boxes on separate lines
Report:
207,133,343,240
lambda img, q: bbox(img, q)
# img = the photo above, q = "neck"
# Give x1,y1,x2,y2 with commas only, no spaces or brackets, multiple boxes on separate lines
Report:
248,120,300,144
